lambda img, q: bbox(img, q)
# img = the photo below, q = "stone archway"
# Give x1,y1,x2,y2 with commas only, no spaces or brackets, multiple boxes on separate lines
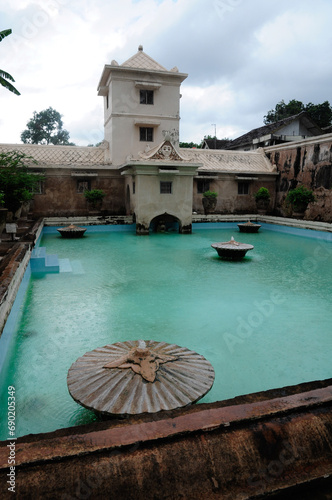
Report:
149,213,180,233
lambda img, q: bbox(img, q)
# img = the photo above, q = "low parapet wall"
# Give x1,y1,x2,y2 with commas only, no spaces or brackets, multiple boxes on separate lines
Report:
0,219,44,338
0,243,31,338
192,214,332,232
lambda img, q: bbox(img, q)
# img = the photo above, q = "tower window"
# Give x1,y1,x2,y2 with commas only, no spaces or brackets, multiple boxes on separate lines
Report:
140,127,153,142
140,89,154,104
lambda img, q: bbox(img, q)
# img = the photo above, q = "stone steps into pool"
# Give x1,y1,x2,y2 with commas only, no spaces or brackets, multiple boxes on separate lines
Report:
30,250,84,275
30,247,60,273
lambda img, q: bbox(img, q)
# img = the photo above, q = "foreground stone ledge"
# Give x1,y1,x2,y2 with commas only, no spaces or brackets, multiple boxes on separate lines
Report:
1,379,331,499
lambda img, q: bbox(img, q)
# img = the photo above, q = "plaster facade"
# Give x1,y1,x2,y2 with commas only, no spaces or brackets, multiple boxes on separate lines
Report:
121,159,199,234
97,46,187,166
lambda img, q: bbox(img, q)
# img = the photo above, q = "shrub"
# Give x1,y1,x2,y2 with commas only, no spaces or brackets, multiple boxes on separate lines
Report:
254,187,270,201
286,185,315,207
202,190,218,199
84,189,106,207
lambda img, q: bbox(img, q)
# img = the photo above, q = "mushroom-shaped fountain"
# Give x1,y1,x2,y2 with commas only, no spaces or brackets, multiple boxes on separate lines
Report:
67,340,215,416
57,224,87,238
237,221,261,233
211,236,254,261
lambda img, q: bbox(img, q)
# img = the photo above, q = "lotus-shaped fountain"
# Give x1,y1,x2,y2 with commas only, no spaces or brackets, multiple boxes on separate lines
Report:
57,224,87,238
211,236,254,260
67,340,215,416
237,221,261,233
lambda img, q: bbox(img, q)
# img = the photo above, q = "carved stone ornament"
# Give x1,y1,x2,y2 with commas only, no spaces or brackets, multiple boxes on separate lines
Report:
150,141,183,161
103,346,178,382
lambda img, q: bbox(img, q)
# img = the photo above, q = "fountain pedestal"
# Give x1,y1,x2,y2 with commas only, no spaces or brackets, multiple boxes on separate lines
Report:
237,221,261,233
67,340,215,416
212,237,254,260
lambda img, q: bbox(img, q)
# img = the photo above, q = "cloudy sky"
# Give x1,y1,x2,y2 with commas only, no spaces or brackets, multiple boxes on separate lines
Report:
1,0,332,146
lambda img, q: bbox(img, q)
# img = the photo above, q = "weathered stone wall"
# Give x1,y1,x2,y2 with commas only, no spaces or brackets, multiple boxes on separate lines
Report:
31,168,125,217
265,134,332,222
193,175,277,215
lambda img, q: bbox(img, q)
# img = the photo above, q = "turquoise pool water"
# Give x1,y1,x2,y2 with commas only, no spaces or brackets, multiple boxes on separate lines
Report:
0,223,331,439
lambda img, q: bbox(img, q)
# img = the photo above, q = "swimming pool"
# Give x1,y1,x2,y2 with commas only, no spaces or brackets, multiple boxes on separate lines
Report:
0,223,331,439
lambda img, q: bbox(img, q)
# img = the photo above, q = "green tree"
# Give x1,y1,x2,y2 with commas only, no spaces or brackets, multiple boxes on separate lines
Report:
0,151,44,214
0,29,20,95
305,101,332,129
264,99,332,128
179,141,201,148
21,107,75,145
264,99,304,124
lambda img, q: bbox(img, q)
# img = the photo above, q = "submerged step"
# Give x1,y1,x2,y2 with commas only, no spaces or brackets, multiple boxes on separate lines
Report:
59,258,72,273
31,246,46,259
30,247,60,273
45,254,60,273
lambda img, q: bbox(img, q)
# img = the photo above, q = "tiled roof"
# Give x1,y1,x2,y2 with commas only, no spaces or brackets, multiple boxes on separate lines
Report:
0,143,110,166
121,47,167,72
0,143,275,174
180,148,275,173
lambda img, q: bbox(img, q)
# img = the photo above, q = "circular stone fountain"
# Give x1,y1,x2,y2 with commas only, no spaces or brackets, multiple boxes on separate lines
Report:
57,224,87,238
237,221,261,233
67,340,215,416
211,236,254,260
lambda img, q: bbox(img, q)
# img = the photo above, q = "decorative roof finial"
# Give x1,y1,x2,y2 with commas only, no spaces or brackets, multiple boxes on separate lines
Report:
138,44,143,51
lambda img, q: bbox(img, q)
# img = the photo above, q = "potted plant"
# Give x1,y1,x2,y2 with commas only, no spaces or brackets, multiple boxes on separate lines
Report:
202,190,218,215
0,191,8,240
285,185,315,218
254,187,270,214
84,189,106,211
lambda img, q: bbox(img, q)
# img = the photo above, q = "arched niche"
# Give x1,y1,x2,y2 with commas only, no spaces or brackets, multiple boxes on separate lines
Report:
149,213,180,233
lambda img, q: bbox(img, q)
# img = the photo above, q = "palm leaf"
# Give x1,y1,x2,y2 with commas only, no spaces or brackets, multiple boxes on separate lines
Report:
0,29,12,42
0,69,15,82
0,30,20,95
0,75,20,95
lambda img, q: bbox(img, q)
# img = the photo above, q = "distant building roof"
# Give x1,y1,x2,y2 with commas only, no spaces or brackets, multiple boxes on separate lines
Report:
227,111,323,150
201,138,232,149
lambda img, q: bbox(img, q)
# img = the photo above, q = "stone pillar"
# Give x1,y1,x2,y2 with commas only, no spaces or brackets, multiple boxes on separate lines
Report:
136,222,149,235
179,223,192,234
